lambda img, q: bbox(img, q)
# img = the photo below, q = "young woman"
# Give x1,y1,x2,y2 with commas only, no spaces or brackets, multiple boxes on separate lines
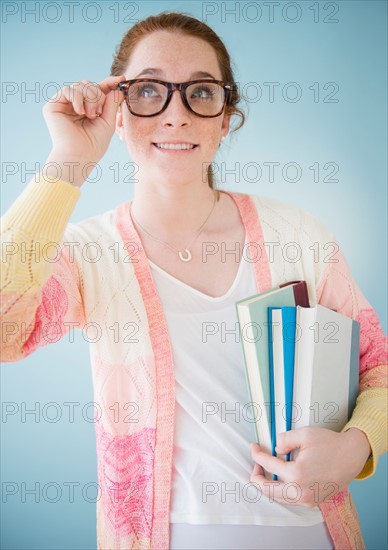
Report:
1,12,387,550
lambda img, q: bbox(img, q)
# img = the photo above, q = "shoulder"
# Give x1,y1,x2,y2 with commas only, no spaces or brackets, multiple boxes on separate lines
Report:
63,207,118,244
234,191,336,245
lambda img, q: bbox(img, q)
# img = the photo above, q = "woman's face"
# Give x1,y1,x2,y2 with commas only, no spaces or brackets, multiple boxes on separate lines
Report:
116,31,231,188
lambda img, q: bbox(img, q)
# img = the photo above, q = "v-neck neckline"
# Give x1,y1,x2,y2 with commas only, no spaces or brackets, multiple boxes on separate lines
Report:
147,233,249,302
115,190,272,296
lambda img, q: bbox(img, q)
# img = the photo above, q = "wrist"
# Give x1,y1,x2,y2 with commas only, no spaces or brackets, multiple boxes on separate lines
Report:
43,153,88,188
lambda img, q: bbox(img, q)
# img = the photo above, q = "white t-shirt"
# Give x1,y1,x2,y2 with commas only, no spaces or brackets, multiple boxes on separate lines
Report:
148,241,333,548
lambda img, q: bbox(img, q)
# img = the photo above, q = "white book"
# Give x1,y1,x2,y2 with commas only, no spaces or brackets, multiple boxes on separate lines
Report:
293,305,360,435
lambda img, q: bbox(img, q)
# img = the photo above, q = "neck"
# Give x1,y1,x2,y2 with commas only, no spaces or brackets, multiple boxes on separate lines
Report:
131,178,220,239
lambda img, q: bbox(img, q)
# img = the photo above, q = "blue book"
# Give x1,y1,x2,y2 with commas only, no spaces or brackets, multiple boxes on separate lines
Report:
268,307,297,480
267,310,277,480
281,307,297,439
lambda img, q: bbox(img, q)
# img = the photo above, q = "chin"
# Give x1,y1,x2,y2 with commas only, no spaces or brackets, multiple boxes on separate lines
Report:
153,167,200,187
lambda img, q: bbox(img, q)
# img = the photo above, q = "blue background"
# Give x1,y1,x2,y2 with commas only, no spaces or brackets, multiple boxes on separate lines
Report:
1,1,387,548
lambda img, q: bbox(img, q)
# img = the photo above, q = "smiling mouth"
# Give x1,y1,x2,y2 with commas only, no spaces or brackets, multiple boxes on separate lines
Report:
153,143,199,150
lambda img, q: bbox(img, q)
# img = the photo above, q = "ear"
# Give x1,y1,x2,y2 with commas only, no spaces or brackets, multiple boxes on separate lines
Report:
221,111,231,140
115,105,124,140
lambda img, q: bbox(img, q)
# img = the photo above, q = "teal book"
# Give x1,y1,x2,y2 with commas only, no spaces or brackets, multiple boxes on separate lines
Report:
267,309,277,458
268,307,297,480
235,281,309,473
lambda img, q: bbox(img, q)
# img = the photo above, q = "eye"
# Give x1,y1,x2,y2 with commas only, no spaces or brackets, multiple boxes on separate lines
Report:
191,86,215,99
138,85,160,98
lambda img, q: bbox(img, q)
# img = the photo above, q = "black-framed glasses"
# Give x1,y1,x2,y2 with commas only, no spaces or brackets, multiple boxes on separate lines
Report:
117,78,236,118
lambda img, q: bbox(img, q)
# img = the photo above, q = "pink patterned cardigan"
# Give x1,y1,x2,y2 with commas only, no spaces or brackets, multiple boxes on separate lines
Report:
1,176,387,550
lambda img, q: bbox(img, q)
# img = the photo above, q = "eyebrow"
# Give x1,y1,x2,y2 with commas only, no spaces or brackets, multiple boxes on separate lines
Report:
134,68,217,79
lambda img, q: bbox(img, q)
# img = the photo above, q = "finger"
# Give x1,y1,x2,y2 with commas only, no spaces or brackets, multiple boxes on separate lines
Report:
46,84,87,117
97,74,127,95
250,468,281,488
250,470,306,506
100,86,126,126
78,81,104,118
252,462,264,477
252,448,291,479
276,429,304,454
250,466,267,484
67,86,86,116
66,80,104,118
93,76,126,120
250,471,292,505
57,82,97,118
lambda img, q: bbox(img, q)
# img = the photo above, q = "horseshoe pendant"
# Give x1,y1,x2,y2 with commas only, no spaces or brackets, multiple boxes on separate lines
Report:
178,249,192,262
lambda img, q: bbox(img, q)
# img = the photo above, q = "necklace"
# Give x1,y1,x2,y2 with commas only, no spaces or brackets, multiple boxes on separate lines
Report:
130,190,220,262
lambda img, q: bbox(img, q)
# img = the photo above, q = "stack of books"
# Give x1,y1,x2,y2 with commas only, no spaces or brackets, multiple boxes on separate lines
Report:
235,281,360,480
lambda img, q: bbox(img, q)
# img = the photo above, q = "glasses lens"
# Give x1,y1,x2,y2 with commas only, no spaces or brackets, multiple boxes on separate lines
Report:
125,80,226,116
186,82,225,116
127,81,167,115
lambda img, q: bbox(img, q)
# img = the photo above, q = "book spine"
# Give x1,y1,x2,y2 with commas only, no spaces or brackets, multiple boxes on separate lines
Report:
348,320,361,419
292,282,310,307
282,307,297,463
235,304,260,446
268,307,278,481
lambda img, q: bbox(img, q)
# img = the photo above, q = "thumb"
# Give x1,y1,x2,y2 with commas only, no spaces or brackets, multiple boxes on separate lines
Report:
100,75,126,127
275,430,302,455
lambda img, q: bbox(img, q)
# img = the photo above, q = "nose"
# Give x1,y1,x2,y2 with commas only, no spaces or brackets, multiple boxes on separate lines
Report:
161,89,191,127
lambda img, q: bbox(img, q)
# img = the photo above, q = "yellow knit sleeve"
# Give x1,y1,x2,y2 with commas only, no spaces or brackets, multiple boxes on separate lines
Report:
341,365,388,479
1,173,80,241
1,173,82,361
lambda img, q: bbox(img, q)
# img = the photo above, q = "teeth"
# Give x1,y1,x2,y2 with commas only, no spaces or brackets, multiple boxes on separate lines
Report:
155,143,195,150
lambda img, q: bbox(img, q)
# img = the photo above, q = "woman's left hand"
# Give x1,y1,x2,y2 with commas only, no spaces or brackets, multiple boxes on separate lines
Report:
250,427,371,508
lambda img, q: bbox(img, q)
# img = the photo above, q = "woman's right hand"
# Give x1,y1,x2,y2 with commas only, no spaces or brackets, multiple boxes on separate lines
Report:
42,75,126,186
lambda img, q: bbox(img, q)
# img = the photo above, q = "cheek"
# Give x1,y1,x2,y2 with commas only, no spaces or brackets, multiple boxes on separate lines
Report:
199,123,223,151
123,119,155,154
206,118,224,137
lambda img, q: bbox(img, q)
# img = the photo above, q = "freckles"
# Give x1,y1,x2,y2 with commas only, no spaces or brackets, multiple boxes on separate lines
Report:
128,127,145,145
124,120,154,155
122,115,222,159
203,128,223,154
